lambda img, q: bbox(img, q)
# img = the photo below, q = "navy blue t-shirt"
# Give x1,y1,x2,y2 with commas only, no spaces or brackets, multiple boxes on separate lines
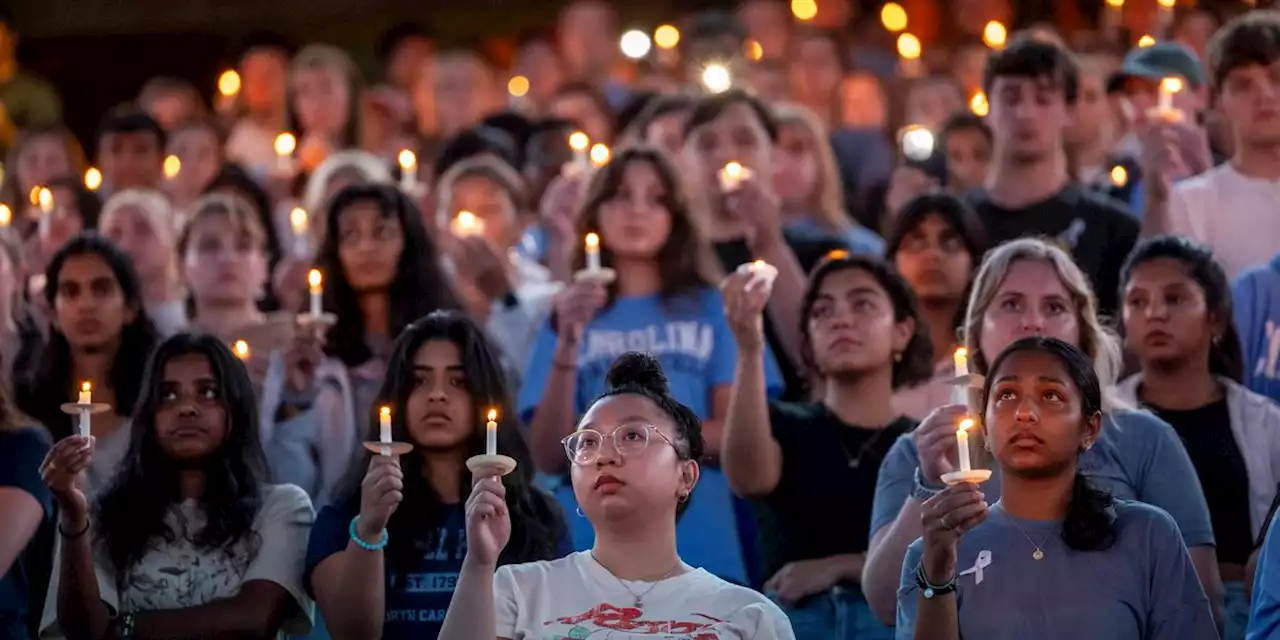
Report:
0,428,53,640
305,504,468,639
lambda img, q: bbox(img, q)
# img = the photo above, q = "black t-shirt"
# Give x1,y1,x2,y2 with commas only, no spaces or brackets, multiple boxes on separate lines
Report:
1147,398,1254,565
967,185,1140,318
754,401,915,581
714,226,849,401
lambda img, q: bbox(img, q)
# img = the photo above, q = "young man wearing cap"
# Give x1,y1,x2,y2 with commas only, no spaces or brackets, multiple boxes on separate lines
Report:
0,9,61,153
968,36,1139,316
1145,12,1280,279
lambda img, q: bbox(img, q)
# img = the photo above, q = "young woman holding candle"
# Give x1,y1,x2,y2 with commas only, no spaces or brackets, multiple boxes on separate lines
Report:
721,252,933,638
441,351,794,639
315,183,464,433
770,104,885,256
859,237,1219,627
1117,235,1280,639
0,126,85,214
898,336,1217,639
16,233,158,490
885,193,989,420
39,333,315,640
99,189,187,337
305,310,567,640
178,193,358,506
520,145,785,586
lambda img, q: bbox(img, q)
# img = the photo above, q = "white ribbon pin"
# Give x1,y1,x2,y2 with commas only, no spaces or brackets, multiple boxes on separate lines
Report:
958,550,992,585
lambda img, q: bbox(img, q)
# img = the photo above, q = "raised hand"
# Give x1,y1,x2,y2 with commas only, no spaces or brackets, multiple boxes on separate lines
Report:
463,473,511,568
720,267,771,353
357,455,404,540
913,405,971,486
920,483,989,583
40,435,95,523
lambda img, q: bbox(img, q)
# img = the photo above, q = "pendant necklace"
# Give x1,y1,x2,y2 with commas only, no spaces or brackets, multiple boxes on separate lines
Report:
999,506,1055,561
591,552,684,608
836,424,892,470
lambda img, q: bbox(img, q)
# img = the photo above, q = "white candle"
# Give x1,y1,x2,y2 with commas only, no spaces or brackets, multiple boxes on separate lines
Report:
379,406,392,444
308,269,323,318
486,408,499,456
0,204,10,228
398,149,418,192
745,259,778,291
1157,76,1183,116
957,418,974,473
953,347,969,377
568,131,590,174
274,133,297,175
584,233,602,272
77,381,92,438
289,208,309,256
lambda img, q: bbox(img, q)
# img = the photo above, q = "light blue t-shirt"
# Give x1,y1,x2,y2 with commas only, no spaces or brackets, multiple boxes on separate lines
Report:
518,287,785,585
896,501,1217,640
869,410,1216,549
1248,506,1280,638
1233,252,1280,405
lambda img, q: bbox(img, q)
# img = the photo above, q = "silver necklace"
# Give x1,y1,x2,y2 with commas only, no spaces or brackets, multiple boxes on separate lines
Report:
591,552,684,608
999,505,1055,561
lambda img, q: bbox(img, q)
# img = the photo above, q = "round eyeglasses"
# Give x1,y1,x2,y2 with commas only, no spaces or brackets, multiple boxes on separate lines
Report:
561,423,680,466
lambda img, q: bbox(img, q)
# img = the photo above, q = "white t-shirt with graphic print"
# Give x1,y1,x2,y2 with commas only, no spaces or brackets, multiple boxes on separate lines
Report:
494,551,794,640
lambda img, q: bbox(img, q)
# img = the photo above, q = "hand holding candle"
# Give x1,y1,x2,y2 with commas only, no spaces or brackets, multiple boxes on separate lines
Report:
486,409,499,456
718,162,753,192
739,259,778,293
1151,77,1185,123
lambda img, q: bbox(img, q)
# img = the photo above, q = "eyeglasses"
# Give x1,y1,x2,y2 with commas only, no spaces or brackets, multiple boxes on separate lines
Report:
561,423,680,466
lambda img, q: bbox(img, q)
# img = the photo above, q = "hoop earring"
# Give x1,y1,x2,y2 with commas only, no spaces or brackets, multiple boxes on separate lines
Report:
576,505,585,518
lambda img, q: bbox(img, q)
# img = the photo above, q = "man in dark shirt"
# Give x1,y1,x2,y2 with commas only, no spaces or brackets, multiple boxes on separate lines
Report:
969,36,1139,317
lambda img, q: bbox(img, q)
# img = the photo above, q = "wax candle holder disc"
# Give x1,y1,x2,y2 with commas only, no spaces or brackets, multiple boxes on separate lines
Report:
1145,107,1184,124
362,441,414,456
466,453,518,476
572,268,617,284
60,402,111,416
941,468,993,485
296,312,338,329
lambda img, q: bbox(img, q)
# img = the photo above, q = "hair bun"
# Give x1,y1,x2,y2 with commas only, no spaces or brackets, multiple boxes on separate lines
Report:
605,352,670,396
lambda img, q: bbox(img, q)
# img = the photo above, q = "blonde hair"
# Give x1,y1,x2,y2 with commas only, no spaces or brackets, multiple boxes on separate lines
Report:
962,237,1126,411
101,189,179,247
771,103,852,235
290,44,364,148
178,193,268,257
303,150,394,216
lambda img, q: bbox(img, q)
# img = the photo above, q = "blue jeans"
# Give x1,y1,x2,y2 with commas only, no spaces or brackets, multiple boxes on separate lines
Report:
776,586,893,640
1225,580,1249,640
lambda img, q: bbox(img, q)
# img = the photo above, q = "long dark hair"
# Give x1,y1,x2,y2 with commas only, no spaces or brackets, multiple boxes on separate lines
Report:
95,333,268,573
799,252,934,389
1119,235,1245,383
331,311,565,567
317,184,465,368
15,234,159,441
983,336,1116,552
571,145,720,308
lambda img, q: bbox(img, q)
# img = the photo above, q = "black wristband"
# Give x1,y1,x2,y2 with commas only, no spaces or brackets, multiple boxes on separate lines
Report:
915,563,956,598
501,291,519,309
58,519,90,539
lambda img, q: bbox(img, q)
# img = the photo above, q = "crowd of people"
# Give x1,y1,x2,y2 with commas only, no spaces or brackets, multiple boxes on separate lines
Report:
4,0,1280,638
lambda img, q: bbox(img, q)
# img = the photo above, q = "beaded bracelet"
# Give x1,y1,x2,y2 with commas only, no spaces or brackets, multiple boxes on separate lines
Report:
349,516,389,551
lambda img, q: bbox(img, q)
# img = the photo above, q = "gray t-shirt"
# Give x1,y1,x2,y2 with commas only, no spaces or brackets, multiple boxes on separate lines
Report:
870,410,1216,549
895,501,1218,639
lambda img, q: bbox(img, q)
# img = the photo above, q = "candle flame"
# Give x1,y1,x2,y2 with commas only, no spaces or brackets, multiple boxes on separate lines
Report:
507,75,530,97
84,167,103,191
1105,0,1124,7
701,63,732,93
723,162,743,179
398,149,416,170
880,2,908,32
456,211,477,228
217,69,241,97
487,408,498,422
983,21,1007,49
654,24,680,49
380,406,391,418
233,340,250,359
955,347,968,359
897,33,922,60
958,417,975,432
826,249,850,260
751,259,768,270
569,131,590,152
36,187,53,212
0,204,10,227
308,269,322,288
1110,165,1128,187
274,133,297,156
790,0,817,21
1161,77,1184,94
1157,0,1174,8
290,207,308,232
969,91,989,116
745,39,764,61
163,155,182,179
82,381,92,393
589,143,610,167
585,232,600,250
1138,35,1156,47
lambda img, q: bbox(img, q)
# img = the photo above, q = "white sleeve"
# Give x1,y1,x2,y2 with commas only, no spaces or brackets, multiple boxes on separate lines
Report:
37,539,121,638
493,565,521,638
1165,183,1207,243
730,602,796,640
243,485,316,635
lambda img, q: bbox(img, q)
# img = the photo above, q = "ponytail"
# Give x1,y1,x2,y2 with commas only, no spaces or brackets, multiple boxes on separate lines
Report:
1062,472,1116,551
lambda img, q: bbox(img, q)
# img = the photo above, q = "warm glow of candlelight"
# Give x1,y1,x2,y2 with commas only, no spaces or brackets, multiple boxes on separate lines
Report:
970,92,989,116
746,39,764,61
589,143,610,167
790,0,817,21
897,33,921,60
487,408,498,422
983,21,1007,49
380,406,391,419
1157,0,1174,8
218,69,241,97
1105,0,1124,7
569,131,590,152
233,340,250,360
958,417,975,432
163,155,181,179
880,3,908,32
36,187,53,213
701,63,732,93
290,208,308,233
0,204,10,227
308,269,322,292
724,162,744,180
82,381,91,393
508,75,530,97
585,232,600,250
84,167,102,191
398,149,416,171
654,25,680,49
1161,76,1184,94
274,133,297,156
1110,165,1129,187
1138,35,1156,47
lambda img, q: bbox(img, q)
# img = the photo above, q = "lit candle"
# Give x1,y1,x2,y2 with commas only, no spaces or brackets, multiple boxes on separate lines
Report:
983,21,1007,49
1156,76,1184,121
956,418,975,473
486,408,499,456
745,259,779,291
953,347,969,377
83,167,102,192
379,406,393,444
1157,0,1175,31
1103,0,1124,31
701,62,732,93
897,33,922,78
233,340,251,360
589,143,611,169
0,204,10,228
216,69,241,114
398,149,418,193
899,125,936,161
568,131,590,174
718,162,751,192
289,207,309,256
584,233,602,272
1110,165,1129,187
308,269,323,318
163,155,181,180
970,92,989,116
78,381,92,438
1137,34,1156,48
274,133,297,175
450,211,485,237
36,187,53,214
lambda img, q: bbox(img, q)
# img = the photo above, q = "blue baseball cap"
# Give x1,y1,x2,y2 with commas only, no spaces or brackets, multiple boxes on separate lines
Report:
1106,41,1206,93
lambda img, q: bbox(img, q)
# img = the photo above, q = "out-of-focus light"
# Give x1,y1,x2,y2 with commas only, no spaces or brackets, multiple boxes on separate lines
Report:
654,25,680,49
970,92,989,116
701,63,733,93
163,155,181,179
83,167,103,191
897,33,922,60
1138,34,1156,47
880,3,908,32
983,21,1008,49
620,30,652,59
508,75,530,97
746,39,764,61
217,69,241,97
791,0,818,21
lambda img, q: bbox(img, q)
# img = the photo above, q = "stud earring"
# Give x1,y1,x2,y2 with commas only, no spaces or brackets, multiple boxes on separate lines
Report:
893,352,903,362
